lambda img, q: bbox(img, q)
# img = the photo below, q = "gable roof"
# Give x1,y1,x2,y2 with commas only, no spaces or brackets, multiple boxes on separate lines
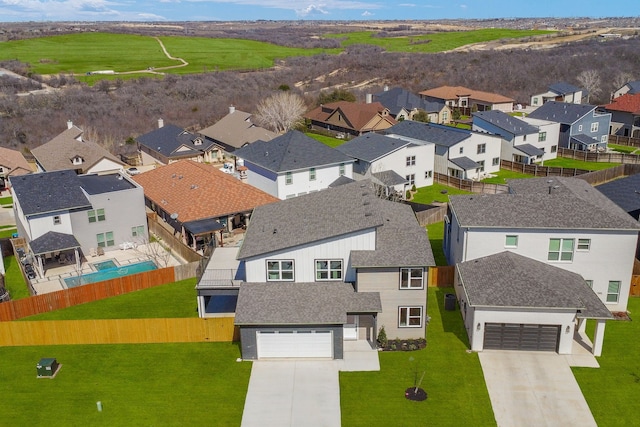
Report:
132,160,278,223
602,93,640,114
233,130,353,173
336,133,411,162
198,109,277,150
29,231,81,255
305,101,397,132
514,143,544,157
238,180,434,267
373,87,445,115
136,124,215,159
372,170,408,186
385,120,469,147
0,147,32,177
419,85,514,104
31,126,123,173
449,156,480,171
473,110,539,136
10,170,91,216
449,177,640,230
527,101,596,124
457,251,612,319
596,173,640,216
548,82,582,95
570,134,599,147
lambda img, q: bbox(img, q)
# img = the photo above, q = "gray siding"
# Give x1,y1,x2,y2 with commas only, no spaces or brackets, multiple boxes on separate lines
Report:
239,325,344,360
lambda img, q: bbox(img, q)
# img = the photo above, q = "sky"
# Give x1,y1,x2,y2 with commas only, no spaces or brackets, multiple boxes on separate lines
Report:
0,0,635,23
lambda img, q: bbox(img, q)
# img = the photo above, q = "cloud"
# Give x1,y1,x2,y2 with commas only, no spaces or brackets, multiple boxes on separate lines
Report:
361,10,372,16
398,3,416,6
296,4,328,17
460,4,467,9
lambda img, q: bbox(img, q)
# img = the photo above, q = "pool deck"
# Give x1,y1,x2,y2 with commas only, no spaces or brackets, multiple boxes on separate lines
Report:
30,242,184,295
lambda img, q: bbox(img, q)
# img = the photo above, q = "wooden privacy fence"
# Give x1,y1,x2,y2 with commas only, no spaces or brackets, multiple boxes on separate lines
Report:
434,173,509,194
500,159,591,177
0,317,238,346
559,147,640,164
147,214,203,263
608,135,640,147
428,266,455,287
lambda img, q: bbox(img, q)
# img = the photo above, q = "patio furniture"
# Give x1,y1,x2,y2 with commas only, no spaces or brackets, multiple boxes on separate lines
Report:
58,254,67,264
97,247,105,256
90,247,97,257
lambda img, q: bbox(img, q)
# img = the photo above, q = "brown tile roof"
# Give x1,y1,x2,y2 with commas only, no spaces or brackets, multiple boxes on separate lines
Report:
132,160,279,222
198,109,277,149
0,147,32,177
603,93,640,114
305,101,396,132
419,85,514,104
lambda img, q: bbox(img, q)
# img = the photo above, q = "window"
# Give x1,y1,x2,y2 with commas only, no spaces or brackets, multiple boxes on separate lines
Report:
578,124,583,132
607,281,620,303
601,135,608,143
315,260,342,281
267,260,294,281
72,156,84,165
505,235,518,248
131,225,145,238
309,168,316,181
577,238,591,251
551,145,557,153
339,163,345,176
97,231,115,248
285,172,293,185
425,170,433,179
406,174,415,186
590,122,599,133
88,208,105,223
400,268,424,289
477,143,486,154
585,280,593,289
477,160,485,172
459,147,464,154
548,238,574,261
442,111,448,122
97,208,105,221
406,156,416,166
538,132,547,142
53,215,61,225
399,306,423,328
533,97,539,105
492,157,500,166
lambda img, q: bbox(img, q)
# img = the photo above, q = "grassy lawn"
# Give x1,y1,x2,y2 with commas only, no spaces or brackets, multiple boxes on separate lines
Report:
0,227,17,238
573,297,640,427
481,169,532,184
4,255,30,300
20,278,198,320
543,157,619,171
0,342,250,426
412,183,471,204
608,143,638,154
426,222,447,266
340,287,495,426
0,196,13,205
306,132,347,148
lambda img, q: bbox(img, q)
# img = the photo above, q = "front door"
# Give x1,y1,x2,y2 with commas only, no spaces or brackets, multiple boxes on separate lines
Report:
343,315,358,340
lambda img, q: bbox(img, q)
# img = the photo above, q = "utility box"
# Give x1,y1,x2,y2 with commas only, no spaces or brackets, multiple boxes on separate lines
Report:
37,358,60,378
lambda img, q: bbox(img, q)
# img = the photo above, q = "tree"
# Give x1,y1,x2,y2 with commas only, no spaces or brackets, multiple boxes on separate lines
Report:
577,70,601,103
254,92,307,134
412,110,430,123
612,72,634,94
317,89,356,105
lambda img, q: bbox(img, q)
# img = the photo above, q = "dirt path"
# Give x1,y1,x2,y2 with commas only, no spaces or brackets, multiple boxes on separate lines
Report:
115,37,189,75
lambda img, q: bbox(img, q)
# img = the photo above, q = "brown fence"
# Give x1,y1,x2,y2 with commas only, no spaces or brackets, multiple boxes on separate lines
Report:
409,202,447,227
608,135,640,147
428,266,455,287
434,173,509,194
500,159,591,177
147,214,202,263
558,147,640,164
0,317,238,346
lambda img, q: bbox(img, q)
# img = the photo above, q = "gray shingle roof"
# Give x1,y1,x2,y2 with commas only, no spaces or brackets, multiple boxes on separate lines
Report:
473,110,539,136
234,282,382,325
372,170,408,186
136,124,215,159
29,231,81,255
514,143,544,157
77,173,137,195
626,80,640,94
233,130,353,173
10,170,91,216
596,174,640,216
238,180,435,267
328,175,355,187
527,101,596,124
450,177,640,230
548,82,582,95
374,87,445,116
336,133,410,162
198,109,277,150
385,121,470,148
449,156,480,171
457,251,612,319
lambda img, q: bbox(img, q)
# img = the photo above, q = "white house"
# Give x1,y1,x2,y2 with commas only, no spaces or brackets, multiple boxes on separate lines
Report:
612,80,640,99
233,130,355,200
530,82,585,106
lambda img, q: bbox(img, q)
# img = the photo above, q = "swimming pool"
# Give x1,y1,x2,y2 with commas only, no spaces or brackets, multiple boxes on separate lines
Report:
93,260,117,270
64,260,158,288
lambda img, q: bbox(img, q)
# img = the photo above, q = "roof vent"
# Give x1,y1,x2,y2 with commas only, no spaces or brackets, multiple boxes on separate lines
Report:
272,228,277,234
191,184,198,190
178,175,183,179
364,212,373,217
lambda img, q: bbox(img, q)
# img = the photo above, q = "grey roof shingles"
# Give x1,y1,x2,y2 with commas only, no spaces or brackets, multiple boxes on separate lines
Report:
374,87,445,116
527,101,596,124
548,82,582,95
198,109,277,150
136,124,215,158
233,130,353,173
29,231,81,255
596,174,640,215
234,282,382,325
514,143,544,157
77,173,137,195
457,251,612,319
449,156,480,171
10,170,91,216
372,170,408,186
473,110,539,136
449,177,640,230
336,133,410,162
570,134,599,146
385,120,469,148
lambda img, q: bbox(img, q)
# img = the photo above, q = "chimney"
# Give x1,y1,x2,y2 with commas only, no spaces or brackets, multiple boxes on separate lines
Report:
158,118,164,128
229,105,236,114
66,120,73,129
366,93,372,104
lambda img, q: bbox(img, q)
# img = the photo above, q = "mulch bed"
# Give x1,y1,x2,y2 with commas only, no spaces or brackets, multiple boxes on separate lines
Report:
405,387,427,401
379,338,426,351
612,311,631,321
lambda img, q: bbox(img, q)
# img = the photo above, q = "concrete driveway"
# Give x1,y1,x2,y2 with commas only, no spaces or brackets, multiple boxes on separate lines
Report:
479,351,597,427
241,360,341,427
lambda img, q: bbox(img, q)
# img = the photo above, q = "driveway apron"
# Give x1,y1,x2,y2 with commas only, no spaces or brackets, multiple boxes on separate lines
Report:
479,351,597,427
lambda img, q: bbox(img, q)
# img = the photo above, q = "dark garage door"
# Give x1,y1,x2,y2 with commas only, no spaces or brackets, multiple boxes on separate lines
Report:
484,323,560,352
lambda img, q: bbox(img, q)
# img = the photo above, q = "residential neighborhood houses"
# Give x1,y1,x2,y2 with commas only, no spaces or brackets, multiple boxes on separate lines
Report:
3,78,640,426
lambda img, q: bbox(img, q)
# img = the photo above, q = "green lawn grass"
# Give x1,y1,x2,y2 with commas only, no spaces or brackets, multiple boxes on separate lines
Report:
607,143,637,154
543,157,619,171
3,255,30,300
0,342,250,426
0,227,17,238
306,132,347,148
20,278,198,320
481,169,532,184
0,196,13,205
573,297,640,426
340,287,495,426
412,183,471,204
426,222,447,266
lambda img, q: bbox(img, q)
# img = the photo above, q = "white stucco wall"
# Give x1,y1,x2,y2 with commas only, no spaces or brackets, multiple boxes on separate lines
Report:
86,158,124,174
369,143,435,188
277,162,354,200
443,133,502,178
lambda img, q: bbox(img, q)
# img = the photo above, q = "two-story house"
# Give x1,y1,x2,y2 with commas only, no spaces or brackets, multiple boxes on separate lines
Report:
612,80,640,99
419,86,514,114
233,130,355,200
0,146,32,189
197,180,434,359
529,82,585,107
385,120,502,180
371,86,451,124
602,93,640,138
304,101,397,137
527,101,611,152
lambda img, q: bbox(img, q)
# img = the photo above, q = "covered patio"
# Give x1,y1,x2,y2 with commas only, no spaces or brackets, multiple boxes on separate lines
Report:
28,231,82,278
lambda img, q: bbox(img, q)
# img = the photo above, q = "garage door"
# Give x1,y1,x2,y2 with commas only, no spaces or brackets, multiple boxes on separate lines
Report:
483,323,560,352
256,331,333,359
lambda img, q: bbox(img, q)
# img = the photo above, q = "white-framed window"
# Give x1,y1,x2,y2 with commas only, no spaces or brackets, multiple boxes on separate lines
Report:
406,156,416,166
477,160,485,172
97,231,115,248
477,143,486,154
601,135,608,143
538,132,547,142
505,235,518,248
315,259,342,281
577,238,591,251
400,268,424,289
131,225,145,238
309,168,316,181
578,124,583,132
285,172,293,185
607,281,621,303
53,215,61,225
406,174,415,186
533,97,539,105
492,157,500,166
72,156,84,165
399,306,423,328
459,147,464,154
442,111,448,122
548,238,574,262
88,208,106,223
585,280,593,289
425,170,433,179
267,260,294,281
339,163,345,176
551,145,557,153
591,122,599,133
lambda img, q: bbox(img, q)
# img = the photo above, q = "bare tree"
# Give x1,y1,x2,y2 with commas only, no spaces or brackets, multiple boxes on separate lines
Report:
132,236,174,268
577,70,601,103
612,72,634,95
254,92,307,133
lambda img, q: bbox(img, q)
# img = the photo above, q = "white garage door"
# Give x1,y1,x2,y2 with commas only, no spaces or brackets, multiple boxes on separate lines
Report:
256,331,333,359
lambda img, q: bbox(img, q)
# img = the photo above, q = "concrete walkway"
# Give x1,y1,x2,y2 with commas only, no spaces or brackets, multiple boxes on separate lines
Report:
479,351,597,427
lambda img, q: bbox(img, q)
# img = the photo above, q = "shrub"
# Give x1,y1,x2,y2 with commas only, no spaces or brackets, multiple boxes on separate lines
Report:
377,325,388,348
406,190,411,200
